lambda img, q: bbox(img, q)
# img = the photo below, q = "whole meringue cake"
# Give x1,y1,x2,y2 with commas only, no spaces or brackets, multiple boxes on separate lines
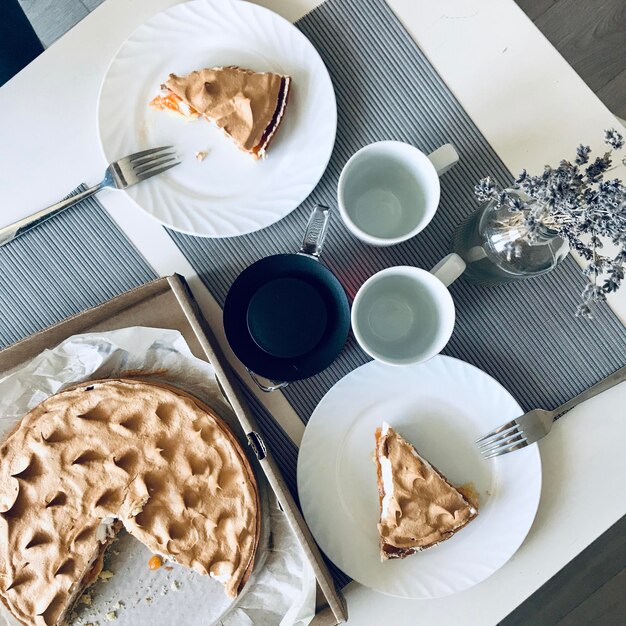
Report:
0,379,260,626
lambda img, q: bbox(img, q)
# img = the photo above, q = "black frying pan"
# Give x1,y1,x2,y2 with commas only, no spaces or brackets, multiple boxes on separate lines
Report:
223,205,350,390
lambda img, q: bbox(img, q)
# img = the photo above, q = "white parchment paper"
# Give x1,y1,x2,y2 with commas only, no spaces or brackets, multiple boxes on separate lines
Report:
0,327,316,626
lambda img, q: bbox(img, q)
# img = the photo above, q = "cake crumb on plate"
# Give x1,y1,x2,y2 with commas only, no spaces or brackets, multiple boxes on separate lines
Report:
80,592,92,606
148,555,163,570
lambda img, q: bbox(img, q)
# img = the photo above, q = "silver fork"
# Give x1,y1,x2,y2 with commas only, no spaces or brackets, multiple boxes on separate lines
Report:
477,364,626,459
0,146,179,247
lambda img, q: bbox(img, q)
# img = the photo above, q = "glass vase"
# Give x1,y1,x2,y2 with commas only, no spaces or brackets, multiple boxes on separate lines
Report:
452,189,569,285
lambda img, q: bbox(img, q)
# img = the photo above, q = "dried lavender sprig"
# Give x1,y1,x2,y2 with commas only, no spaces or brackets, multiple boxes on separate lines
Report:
473,129,626,318
605,128,624,150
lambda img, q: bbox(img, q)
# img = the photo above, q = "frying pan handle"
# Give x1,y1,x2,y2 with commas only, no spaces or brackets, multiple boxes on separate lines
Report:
299,204,330,258
247,368,289,393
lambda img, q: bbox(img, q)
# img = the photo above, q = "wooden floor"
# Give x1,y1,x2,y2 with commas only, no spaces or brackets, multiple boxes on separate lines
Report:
15,0,626,624
500,514,626,625
516,0,626,119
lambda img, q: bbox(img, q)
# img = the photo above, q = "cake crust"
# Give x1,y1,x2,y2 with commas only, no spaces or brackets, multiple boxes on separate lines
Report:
0,378,260,626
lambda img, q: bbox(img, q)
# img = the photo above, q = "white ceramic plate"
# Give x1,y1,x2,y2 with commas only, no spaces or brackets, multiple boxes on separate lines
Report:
297,356,542,598
98,0,336,237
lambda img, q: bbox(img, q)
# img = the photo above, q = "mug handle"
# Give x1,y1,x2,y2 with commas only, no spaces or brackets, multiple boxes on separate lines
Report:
299,204,330,258
431,253,466,287
427,144,459,177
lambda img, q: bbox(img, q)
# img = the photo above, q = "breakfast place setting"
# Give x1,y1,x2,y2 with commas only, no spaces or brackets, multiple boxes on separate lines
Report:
1,0,625,624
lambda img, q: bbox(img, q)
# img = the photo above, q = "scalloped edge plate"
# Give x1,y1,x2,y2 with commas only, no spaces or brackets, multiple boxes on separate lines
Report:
97,0,336,237
297,356,541,598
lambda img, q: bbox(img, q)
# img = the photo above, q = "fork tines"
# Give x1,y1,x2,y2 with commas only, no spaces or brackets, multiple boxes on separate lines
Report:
476,421,529,459
127,146,175,161
131,146,179,180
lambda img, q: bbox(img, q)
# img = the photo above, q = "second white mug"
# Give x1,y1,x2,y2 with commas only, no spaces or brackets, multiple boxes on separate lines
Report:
337,141,459,246
351,253,467,366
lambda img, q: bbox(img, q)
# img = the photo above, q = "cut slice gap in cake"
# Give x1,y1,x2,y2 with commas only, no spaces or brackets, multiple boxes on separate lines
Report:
374,422,478,561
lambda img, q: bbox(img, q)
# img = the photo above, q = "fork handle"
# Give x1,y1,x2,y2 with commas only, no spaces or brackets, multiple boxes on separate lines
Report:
0,183,102,247
553,364,626,420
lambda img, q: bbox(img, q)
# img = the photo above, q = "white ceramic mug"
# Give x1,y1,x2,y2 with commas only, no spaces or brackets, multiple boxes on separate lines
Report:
337,141,459,246
351,253,466,366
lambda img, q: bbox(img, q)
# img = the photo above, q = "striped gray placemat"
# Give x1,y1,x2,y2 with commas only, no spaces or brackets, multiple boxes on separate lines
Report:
0,189,156,347
169,0,626,427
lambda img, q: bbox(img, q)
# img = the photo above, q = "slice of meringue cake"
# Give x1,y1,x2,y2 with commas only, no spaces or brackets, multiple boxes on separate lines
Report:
150,65,291,159
374,422,478,560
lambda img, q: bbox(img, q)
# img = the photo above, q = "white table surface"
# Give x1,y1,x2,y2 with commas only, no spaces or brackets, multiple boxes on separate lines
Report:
1,0,625,624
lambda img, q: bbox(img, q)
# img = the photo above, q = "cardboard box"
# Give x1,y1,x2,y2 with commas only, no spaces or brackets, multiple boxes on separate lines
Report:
0,275,347,625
